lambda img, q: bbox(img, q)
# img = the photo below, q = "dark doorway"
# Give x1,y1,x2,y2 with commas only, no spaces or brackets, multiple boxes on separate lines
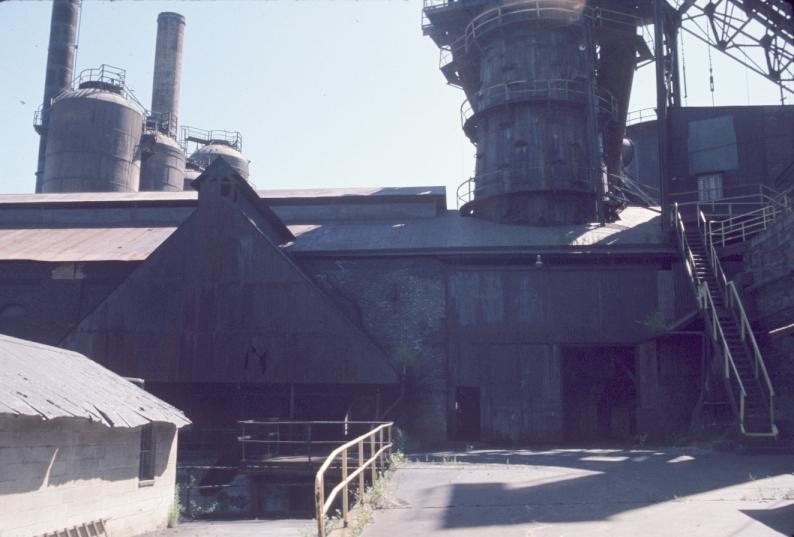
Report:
562,346,637,441
454,386,481,441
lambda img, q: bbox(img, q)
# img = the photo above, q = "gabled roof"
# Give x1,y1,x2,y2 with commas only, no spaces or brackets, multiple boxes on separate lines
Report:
0,334,190,428
193,157,295,244
61,169,399,386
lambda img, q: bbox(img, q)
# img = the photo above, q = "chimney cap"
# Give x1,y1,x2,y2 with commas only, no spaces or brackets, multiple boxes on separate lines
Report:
157,12,185,24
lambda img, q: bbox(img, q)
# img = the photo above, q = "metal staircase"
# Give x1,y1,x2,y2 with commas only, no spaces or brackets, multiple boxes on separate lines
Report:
672,204,777,437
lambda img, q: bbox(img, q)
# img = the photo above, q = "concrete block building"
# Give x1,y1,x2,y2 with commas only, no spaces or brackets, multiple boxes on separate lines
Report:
0,334,190,537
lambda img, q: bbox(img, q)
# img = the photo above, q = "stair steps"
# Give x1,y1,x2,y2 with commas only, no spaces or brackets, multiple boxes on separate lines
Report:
675,212,776,437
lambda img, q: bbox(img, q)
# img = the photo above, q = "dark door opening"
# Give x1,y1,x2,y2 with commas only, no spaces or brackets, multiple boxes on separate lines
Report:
453,386,481,441
562,346,637,441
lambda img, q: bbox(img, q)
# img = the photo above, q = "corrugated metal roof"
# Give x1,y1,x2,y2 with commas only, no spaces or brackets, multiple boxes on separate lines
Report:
288,206,669,253
0,186,445,204
0,227,176,261
0,207,667,262
0,334,190,428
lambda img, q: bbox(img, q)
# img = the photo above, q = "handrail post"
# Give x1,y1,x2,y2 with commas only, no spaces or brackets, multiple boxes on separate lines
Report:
342,447,349,528
740,394,745,429
370,433,377,482
358,440,365,497
316,473,326,537
379,428,386,471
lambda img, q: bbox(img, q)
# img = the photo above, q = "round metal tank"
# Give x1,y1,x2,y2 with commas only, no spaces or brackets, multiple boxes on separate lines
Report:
466,11,599,225
188,142,249,180
139,132,186,191
183,164,201,191
42,82,143,192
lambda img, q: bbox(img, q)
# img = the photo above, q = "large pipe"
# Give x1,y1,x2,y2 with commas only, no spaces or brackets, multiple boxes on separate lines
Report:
35,0,81,193
150,12,185,137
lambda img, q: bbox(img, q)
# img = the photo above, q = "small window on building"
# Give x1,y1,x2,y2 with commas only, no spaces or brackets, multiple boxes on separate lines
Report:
139,424,155,483
698,173,723,202
220,178,232,198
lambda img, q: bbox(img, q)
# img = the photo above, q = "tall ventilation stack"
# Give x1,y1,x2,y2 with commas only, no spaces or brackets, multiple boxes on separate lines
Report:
41,65,145,193
140,12,187,191
34,0,81,193
423,0,641,225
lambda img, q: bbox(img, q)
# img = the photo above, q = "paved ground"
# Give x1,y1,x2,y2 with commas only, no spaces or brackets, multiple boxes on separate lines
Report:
361,446,794,537
138,519,313,537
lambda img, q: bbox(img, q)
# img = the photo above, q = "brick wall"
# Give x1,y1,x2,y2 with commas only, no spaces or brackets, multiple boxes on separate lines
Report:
302,258,449,442
0,416,177,537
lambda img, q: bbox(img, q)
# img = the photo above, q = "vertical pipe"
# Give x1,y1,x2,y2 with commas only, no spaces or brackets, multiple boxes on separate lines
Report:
151,12,185,137
654,0,670,226
35,0,81,193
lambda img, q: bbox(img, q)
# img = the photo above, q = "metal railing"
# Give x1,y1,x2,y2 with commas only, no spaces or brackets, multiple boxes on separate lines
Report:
456,165,599,208
460,79,618,131
673,204,748,427
626,107,657,125
697,278,748,427
32,106,43,132
74,64,127,88
65,64,149,115
315,422,393,537
672,184,784,219
699,208,776,436
145,112,178,138
434,2,638,68
180,126,243,153
238,420,386,466
708,186,793,247
673,203,776,436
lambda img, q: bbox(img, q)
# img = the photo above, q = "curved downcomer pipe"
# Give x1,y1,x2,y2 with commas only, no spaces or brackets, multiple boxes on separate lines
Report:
151,12,185,137
35,0,81,193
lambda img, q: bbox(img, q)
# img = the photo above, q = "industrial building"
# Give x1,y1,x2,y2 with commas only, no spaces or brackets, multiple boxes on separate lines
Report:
1,0,793,519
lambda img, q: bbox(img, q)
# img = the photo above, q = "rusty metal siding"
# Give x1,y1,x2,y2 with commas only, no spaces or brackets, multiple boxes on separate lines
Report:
0,227,176,262
62,180,397,386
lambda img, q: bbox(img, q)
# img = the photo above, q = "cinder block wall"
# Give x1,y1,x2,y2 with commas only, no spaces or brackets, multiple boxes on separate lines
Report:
0,415,177,537
745,210,794,437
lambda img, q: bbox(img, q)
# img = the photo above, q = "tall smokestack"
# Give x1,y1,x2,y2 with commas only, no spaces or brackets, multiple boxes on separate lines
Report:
35,0,81,193
150,12,185,138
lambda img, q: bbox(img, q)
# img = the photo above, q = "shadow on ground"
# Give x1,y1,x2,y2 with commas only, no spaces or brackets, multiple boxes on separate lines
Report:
404,446,794,532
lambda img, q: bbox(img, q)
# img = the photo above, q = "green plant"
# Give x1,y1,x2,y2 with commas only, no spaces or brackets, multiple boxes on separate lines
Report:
330,449,404,537
324,509,343,536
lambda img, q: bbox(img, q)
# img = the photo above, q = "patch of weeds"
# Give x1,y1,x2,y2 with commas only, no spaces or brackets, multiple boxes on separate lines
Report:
327,450,403,537
324,509,343,535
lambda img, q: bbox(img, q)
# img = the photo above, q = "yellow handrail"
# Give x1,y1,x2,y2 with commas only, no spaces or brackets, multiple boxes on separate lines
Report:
315,422,393,537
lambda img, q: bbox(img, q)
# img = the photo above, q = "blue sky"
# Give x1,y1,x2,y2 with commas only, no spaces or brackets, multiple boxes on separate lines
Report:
0,1,785,205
